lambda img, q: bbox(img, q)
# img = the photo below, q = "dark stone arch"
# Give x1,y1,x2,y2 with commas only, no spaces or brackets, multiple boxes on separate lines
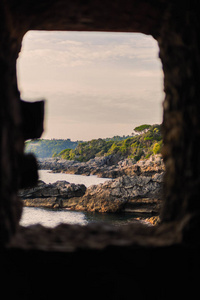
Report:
1,1,200,298
0,2,200,291
1,0,168,244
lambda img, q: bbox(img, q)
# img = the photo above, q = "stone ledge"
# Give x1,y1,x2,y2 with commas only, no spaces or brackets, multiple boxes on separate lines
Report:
7,217,189,252
3,221,200,300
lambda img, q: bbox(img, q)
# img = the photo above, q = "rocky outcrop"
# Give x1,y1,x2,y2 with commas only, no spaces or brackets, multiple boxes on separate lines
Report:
38,155,122,177
21,156,164,214
67,173,163,213
19,180,86,208
20,173,163,214
38,154,164,178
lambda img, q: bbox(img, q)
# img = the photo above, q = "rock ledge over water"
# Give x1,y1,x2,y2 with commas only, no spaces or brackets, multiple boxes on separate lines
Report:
20,174,163,215
68,173,163,213
20,155,164,216
19,180,86,208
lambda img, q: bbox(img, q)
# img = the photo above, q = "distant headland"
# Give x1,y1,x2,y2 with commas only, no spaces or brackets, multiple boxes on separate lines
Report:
25,124,162,162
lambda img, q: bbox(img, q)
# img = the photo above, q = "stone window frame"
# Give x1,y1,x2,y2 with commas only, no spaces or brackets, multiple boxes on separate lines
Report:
0,1,199,250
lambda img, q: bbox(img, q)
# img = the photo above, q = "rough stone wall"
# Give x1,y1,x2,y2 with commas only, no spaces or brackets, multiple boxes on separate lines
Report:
7,0,164,35
0,2,24,245
0,0,44,245
1,0,200,246
158,4,200,224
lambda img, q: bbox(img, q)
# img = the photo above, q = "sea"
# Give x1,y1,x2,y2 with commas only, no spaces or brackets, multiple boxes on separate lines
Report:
20,170,141,227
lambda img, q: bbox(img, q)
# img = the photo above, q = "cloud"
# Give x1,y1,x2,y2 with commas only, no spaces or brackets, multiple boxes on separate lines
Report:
18,31,164,140
19,31,160,68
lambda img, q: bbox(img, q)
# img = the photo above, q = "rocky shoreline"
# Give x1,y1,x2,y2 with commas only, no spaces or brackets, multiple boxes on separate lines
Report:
19,180,86,208
38,154,164,178
20,155,164,218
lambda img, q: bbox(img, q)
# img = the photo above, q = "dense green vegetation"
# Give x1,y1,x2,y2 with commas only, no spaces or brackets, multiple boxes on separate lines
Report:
58,124,162,162
25,124,162,161
134,124,151,133
25,139,79,158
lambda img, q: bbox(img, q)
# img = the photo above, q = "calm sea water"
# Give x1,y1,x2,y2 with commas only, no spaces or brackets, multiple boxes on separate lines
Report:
38,170,110,187
20,170,140,227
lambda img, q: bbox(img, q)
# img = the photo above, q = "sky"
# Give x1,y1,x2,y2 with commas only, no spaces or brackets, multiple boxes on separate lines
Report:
17,31,164,141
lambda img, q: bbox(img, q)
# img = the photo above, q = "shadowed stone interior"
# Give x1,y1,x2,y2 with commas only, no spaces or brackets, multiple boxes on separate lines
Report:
1,1,200,299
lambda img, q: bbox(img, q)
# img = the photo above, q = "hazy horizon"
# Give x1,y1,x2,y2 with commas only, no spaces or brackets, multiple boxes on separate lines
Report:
17,31,164,141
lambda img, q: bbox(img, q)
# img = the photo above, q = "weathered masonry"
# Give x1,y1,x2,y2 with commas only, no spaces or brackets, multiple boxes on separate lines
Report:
1,1,200,299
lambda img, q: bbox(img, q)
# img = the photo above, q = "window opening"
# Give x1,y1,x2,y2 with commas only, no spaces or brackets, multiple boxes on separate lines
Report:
17,31,164,228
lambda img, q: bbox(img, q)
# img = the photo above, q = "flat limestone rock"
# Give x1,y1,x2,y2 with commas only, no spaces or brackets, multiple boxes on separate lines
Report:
19,180,86,208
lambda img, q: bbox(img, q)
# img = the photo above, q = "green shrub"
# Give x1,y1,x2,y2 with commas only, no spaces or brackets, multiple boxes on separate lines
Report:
153,143,161,155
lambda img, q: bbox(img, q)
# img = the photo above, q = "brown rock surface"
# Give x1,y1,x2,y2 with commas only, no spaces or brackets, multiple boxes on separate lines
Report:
68,173,163,213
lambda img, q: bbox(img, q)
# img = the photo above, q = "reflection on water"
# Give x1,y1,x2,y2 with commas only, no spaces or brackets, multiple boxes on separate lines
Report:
20,207,88,227
20,207,143,227
83,211,142,226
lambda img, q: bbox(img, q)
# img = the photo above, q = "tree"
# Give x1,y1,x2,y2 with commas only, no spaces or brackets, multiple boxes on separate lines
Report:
133,124,151,135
